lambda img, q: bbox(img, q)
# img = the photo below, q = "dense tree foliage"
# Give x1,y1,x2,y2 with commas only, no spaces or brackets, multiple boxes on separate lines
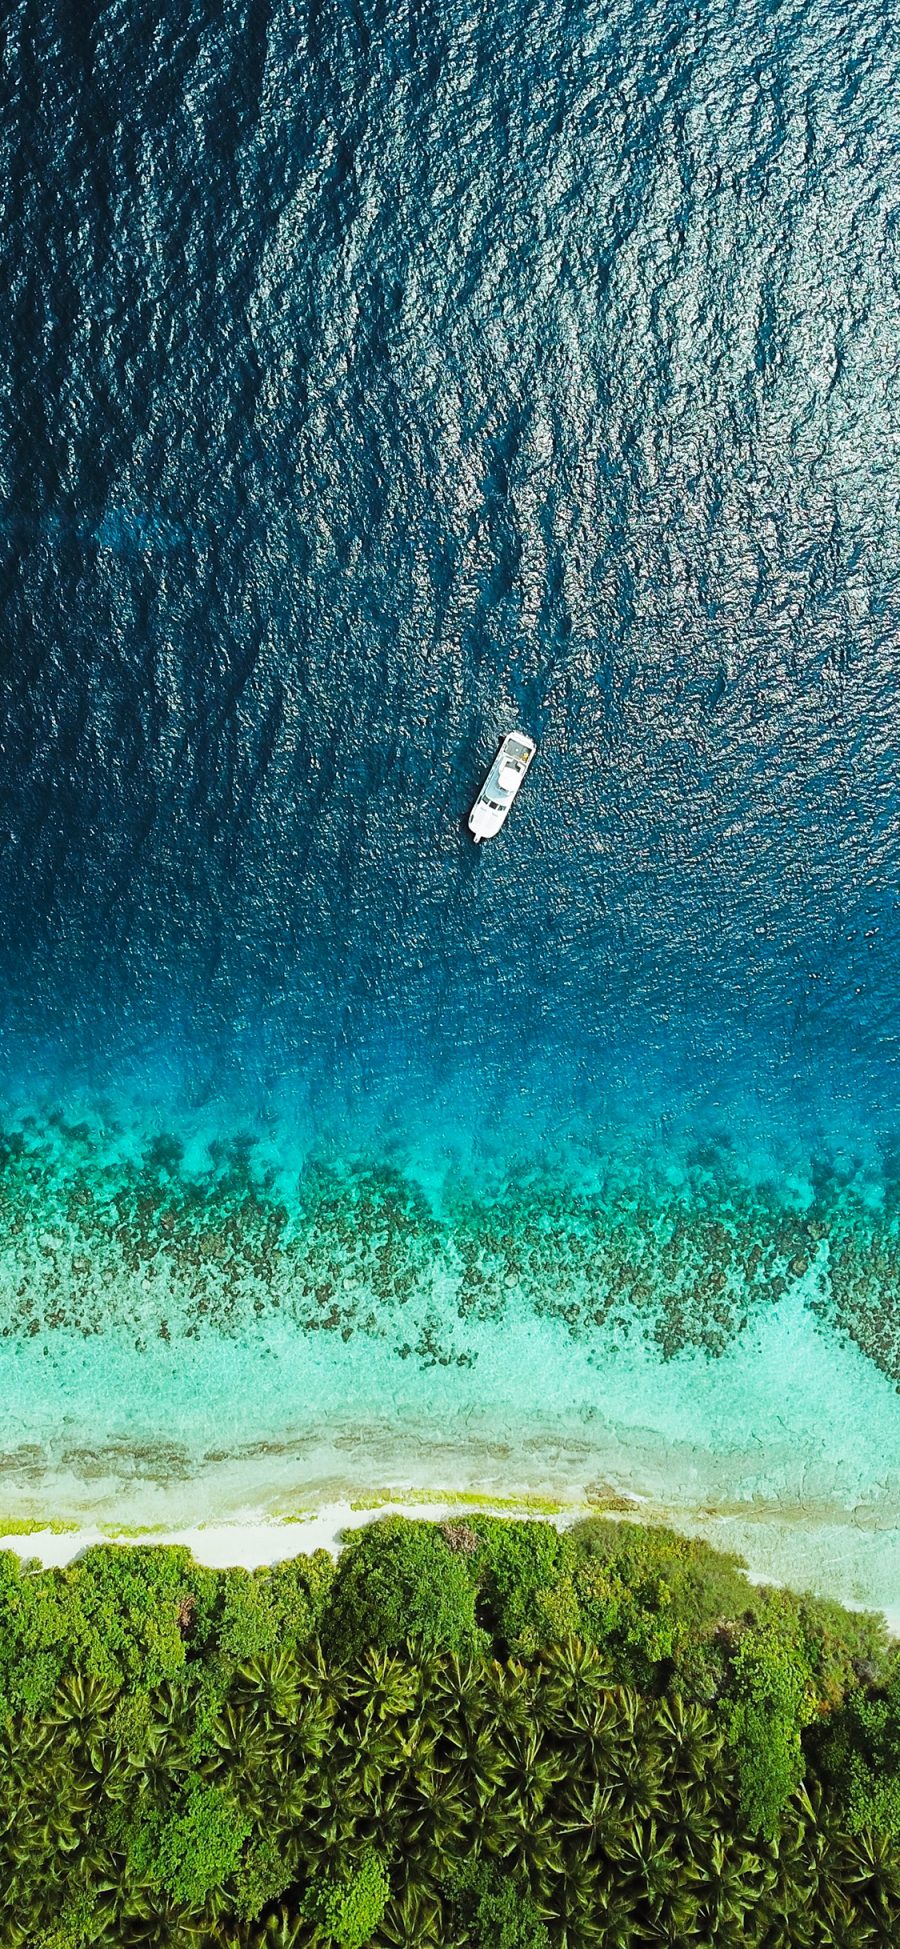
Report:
322,1518,479,1659
1,1515,899,1946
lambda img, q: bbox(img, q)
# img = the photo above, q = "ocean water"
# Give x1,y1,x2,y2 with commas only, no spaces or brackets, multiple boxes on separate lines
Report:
4,0,900,1600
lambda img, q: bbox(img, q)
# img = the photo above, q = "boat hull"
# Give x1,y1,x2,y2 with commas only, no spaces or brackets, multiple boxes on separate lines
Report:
468,732,536,842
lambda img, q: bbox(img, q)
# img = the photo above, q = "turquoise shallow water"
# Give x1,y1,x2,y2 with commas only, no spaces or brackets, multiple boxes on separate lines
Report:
5,0,900,1602
8,1220,900,1609
4,1108,900,1606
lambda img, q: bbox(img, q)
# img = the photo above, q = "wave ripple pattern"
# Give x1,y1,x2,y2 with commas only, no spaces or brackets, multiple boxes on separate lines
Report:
2,0,899,1143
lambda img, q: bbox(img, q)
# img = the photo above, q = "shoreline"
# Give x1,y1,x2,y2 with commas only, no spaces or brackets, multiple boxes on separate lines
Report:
7,1282,900,1620
5,1488,900,1637
0,1492,625,1570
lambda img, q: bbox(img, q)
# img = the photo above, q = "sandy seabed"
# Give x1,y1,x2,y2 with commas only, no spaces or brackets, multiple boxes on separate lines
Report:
5,1282,900,1623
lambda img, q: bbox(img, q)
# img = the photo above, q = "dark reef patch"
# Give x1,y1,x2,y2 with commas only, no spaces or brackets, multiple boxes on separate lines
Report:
1,1115,896,1379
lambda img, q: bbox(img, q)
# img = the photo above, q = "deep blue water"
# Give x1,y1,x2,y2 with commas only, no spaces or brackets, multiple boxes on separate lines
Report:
3,0,900,1264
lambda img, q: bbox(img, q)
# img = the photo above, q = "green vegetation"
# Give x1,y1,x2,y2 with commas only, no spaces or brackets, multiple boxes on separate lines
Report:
448,1860,549,1947
0,1518,80,1537
304,1849,390,1947
2,1515,900,1946
322,1517,479,1659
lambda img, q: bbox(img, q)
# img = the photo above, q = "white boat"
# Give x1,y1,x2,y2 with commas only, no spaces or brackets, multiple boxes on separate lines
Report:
468,731,536,842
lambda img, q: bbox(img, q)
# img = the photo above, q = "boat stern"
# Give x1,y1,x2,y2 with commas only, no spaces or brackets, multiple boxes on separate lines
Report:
468,801,503,842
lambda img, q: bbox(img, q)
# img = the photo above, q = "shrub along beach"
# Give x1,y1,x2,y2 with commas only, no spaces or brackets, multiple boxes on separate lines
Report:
3,1514,900,1947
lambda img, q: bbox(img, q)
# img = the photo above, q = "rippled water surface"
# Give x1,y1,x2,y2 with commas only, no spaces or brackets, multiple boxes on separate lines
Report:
3,0,900,1597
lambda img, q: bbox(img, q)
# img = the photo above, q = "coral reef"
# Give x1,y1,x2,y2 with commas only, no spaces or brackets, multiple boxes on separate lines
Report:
1,1114,898,1381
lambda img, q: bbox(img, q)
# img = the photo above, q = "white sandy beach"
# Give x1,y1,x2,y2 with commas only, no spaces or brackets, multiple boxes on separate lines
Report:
6,1282,900,1619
